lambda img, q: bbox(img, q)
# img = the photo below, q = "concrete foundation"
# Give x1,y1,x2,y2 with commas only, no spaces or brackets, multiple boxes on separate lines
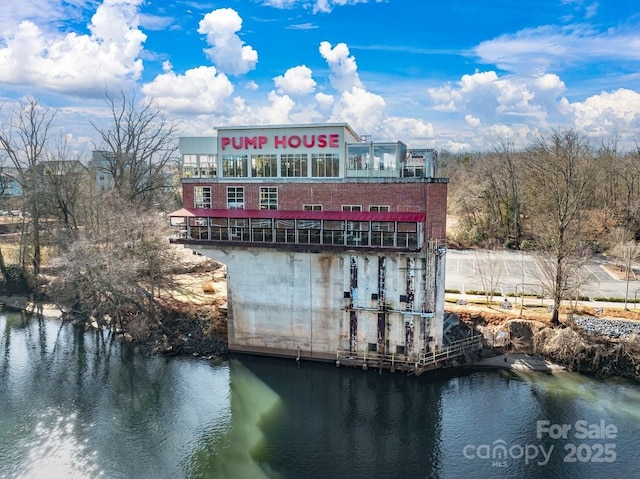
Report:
190,245,446,362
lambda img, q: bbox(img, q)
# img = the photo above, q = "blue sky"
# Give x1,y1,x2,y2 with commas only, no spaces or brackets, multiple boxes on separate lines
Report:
0,0,639,153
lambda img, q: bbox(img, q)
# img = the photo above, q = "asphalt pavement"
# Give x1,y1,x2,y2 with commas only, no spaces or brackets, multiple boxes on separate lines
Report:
445,249,640,303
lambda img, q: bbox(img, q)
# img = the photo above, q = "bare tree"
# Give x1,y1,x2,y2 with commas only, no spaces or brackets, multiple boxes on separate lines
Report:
474,248,504,307
39,137,91,240
90,91,180,208
49,194,183,331
0,97,55,293
525,129,596,325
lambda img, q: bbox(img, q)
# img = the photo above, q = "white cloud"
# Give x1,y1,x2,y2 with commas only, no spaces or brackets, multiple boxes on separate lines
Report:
261,0,378,14
315,92,334,108
330,86,385,134
198,8,258,76
257,91,296,123
141,65,234,114
571,88,640,137
474,24,640,74
465,115,480,127
384,117,435,144
0,0,146,95
428,70,568,127
274,65,316,96
319,41,363,92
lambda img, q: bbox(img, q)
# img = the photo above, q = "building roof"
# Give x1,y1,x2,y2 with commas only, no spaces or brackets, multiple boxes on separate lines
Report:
168,208,425,222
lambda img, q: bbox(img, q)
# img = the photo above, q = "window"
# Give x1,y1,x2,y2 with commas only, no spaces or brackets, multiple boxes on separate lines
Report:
194,186,211,209
369,205,390,212
304,204,322,211
227,187,244,209
184,154,216,178
342,205,362,211
275,219,295,243
210,217,229,240
252,154,277,177
260,187,278,210
281,154,308,177
222,155,248,177
346,221,369,246
322,220,345,245
230,218,248,240
183,154,197,178
311,153,339,177
347,143,370,170
199,154,217,177
251,218,273,242
372,221,395,247
297,219,321,244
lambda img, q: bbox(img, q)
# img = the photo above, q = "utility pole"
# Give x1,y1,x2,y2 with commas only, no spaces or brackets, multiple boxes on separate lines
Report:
625,244,633,310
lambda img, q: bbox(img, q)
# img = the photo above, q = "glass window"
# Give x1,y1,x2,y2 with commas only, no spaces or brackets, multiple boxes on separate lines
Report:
297,220,321,229
304,204,322,211
370,205,390,212
373,144,398,171
371,221,395,231
311,153,339,177
281,154,308,177
347,143,370,170
227,187,244,209
260,187,278,210
323,220,344,231
230,218,248,241
397,222,417,232
252,154,277,177
342,205,362,211
275,219,295,243
194,186,211,209
199,154,217,177
222,155,248,177
297,219,321,244
183,154,198,178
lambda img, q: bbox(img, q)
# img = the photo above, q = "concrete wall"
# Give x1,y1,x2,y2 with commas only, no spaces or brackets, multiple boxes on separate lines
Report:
192,245,445,361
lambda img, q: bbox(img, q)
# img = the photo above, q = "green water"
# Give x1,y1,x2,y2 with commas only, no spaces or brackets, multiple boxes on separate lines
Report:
0,312,638,478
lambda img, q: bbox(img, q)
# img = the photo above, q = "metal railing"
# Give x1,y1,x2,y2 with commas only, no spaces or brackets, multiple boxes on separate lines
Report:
336,334,484,369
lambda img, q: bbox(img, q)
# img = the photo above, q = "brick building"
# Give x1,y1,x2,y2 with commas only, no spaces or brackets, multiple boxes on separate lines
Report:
170,123,478,374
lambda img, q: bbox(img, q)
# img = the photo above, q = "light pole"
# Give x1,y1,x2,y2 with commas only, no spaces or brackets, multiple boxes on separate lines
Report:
625,244,633,310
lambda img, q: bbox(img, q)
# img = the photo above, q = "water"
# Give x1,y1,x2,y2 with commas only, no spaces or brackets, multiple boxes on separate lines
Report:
0,312,639,479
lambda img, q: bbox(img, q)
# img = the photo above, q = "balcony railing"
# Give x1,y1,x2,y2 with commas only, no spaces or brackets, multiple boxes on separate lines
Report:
170,217,422,250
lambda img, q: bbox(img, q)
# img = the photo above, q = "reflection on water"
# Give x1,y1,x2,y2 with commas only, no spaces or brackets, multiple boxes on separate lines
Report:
1,312,639,479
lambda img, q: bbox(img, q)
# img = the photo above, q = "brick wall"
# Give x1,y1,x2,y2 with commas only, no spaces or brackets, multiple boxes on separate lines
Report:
182,181,448,240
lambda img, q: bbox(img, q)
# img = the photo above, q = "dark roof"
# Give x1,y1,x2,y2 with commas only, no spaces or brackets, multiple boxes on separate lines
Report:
168,208,425,222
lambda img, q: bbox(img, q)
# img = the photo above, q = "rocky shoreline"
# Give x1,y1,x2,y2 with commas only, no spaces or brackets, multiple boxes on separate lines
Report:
569,315,640,338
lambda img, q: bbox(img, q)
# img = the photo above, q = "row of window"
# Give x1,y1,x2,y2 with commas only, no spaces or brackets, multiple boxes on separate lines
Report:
183,153,340,178
194,186,390,211
172,217,420,249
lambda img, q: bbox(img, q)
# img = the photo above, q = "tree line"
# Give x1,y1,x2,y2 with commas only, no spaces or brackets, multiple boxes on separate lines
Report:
0,93,185,336
443,131,640,323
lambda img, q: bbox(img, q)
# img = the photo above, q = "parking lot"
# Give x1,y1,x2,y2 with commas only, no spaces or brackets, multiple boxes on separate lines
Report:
445,249,639,301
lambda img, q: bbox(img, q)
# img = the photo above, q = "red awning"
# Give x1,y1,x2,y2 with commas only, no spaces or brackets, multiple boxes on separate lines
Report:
168,208,425,222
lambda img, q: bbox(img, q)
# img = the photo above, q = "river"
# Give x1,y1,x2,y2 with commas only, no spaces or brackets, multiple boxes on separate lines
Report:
0,311,639,479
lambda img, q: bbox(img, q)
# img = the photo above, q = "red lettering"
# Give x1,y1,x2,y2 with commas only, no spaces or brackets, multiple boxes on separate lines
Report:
303,135,315,148
329,134,339,148
288,135,301,148
231,137,243,149
274,135,287,148
317,134,327,148
221,137,230,150
245,136,258,149
259,136,268,148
